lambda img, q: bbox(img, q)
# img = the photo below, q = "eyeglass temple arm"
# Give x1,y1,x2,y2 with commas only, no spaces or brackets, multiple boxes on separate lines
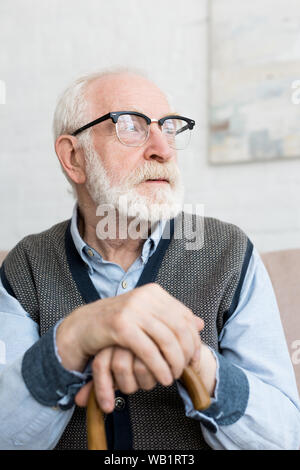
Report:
72,113,111,136
176,124,189,136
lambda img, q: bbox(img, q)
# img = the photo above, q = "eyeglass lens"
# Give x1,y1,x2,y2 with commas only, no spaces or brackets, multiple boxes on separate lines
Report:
116,114,191,149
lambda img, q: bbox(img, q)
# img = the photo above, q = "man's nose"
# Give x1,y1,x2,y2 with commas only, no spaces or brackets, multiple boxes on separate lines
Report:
143,124,175,162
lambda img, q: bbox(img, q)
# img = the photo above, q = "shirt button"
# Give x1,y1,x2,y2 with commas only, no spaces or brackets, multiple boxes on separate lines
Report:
115,397,125,411
121,280,127,289
87,249,94,257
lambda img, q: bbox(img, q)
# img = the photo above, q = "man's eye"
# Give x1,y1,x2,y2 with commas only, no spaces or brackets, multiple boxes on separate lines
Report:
165,127,175,134
163,120,176,134
125,121,144,133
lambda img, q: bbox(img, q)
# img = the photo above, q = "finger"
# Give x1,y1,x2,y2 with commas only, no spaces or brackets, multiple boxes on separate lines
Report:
165,298,204,346
189,344,204,376
188,317,204,362
122,318,186,381
174,310,203,364
133,357,157,390
190,341,202,364
193,316,204,332
111,347,139,394
92,347,115,414
74,380,94,407
144,312,197,373
118,323,177,385
143,289,203,365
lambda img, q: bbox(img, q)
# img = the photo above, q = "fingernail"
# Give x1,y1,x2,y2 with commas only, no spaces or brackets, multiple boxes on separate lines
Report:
163,372,173,386
101,400,112,412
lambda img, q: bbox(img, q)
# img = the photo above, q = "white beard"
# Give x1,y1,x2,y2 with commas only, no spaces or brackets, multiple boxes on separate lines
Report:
83,137,184,224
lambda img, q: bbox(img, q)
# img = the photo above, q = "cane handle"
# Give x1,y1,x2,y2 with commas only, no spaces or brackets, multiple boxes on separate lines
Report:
87,365,210,450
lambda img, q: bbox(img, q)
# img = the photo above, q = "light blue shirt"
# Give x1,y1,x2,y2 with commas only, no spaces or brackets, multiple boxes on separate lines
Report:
0,204,299,450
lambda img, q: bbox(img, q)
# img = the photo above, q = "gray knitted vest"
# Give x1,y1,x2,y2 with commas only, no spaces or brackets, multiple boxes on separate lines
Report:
1,212,252,450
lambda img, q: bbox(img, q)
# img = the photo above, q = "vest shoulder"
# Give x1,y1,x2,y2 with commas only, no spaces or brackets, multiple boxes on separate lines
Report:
203,217,252,253
3,219,70,264
204,216,249,239
181,212,250,243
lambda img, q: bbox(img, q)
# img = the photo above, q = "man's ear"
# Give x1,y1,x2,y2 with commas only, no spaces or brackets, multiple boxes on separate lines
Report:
55,135,86,184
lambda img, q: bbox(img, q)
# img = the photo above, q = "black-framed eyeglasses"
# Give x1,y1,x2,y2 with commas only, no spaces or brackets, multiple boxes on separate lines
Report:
71,111,195,150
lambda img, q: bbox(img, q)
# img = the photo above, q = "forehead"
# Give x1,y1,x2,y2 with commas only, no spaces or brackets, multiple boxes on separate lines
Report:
85,74,172,119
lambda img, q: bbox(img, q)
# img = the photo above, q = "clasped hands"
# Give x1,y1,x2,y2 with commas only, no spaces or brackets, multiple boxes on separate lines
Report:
56,283,205,414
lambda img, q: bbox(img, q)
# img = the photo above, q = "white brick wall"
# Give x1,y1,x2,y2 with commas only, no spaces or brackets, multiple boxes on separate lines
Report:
0,0,299,252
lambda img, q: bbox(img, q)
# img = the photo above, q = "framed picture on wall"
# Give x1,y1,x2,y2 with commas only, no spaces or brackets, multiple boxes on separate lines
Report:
208,0,300,164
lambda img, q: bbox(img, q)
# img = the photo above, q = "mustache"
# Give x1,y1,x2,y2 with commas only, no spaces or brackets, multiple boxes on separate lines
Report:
121,161,181,187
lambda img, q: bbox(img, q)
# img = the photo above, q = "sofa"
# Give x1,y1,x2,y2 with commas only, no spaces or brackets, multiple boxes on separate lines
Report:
261,249,300,396
0,249,299,396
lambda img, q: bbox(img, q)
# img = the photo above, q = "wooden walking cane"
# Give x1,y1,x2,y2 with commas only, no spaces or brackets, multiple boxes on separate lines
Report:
87,365,211,450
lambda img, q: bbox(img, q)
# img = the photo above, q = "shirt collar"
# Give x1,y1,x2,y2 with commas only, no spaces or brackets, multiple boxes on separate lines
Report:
70,203,166,269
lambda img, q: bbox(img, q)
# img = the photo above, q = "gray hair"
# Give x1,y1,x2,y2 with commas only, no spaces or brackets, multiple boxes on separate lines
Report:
52,66,150,144
52,67,149,195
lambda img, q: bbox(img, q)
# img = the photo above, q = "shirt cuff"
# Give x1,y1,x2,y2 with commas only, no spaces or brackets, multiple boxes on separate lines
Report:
53,319,92,378
176,349,249,433
21,323,91,410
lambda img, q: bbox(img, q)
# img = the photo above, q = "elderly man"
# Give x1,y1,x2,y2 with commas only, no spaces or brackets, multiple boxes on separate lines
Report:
0,69,299,450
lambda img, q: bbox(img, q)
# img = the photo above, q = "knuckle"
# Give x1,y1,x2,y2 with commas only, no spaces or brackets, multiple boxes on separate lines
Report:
140,344,155,362
185,308,194,319
110,313,122,333
92,356,104,374
160,335,174,353
181,306,193,321
133,360,148,376
113,359,128,374
95,384,108,398
112,313,130,337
